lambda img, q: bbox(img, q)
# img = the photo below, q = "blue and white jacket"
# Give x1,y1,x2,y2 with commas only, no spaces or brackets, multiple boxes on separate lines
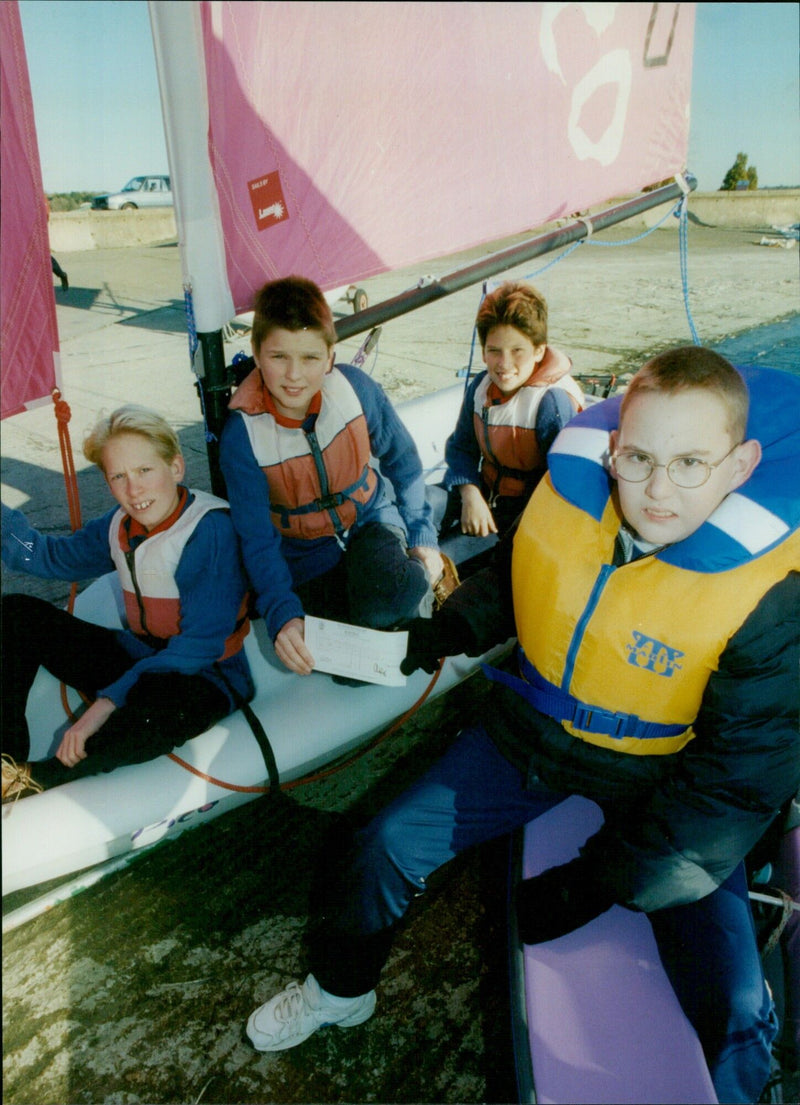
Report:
1,490,253,710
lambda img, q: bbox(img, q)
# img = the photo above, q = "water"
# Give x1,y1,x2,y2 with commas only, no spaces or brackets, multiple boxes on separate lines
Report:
713,313,800,376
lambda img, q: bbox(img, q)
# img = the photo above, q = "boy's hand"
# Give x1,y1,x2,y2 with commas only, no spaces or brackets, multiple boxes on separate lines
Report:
516,857,617,944
274,617,315,675
57,697,116,767
408,545,444,586
459,485,498,537
400,613,473,675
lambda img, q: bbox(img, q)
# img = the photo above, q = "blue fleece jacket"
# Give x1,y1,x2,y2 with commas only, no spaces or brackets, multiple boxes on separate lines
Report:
1,495,253,709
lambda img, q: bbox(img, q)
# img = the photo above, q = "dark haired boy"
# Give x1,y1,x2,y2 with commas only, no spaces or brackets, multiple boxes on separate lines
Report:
220,276,448,675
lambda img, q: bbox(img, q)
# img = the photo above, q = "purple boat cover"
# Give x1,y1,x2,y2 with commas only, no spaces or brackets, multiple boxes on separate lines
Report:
520,795,717,1104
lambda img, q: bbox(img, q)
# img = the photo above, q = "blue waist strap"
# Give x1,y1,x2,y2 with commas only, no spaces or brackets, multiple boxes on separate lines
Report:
482,649,689,741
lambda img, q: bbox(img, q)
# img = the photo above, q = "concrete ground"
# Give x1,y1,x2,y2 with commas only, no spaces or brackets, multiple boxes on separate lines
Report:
2,220,799,1104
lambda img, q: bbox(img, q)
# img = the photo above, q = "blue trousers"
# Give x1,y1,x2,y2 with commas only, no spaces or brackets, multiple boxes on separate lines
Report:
312,726,777,1104
298,522,433,629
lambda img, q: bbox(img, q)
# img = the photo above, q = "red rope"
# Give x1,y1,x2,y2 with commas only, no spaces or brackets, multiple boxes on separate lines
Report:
52,389,82,534
167,658,445,794
52,389,86,722
47,387,444,790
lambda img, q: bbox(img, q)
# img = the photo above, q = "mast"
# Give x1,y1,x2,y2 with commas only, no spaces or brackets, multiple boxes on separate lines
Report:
334,177,697,341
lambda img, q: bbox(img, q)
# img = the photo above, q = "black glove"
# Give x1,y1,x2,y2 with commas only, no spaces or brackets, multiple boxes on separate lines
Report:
400,614,473,675
515,856,617,944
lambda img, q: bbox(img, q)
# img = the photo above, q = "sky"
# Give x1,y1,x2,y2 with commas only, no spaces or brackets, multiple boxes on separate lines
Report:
16,1,800,195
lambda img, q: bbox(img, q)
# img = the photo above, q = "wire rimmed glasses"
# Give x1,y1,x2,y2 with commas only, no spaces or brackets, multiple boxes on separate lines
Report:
612,442,741,489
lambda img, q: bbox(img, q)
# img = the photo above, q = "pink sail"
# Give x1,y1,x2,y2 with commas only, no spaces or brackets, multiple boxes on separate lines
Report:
152,1,695,332
0,0,60,419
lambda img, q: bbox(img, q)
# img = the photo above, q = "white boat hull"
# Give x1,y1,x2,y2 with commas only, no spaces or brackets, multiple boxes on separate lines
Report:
3,385,507,896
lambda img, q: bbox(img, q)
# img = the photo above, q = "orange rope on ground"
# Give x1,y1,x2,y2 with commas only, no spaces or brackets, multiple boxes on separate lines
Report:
167,658,445,794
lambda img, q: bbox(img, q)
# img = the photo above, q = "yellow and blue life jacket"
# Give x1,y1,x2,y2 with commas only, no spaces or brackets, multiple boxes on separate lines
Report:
492,365,800,755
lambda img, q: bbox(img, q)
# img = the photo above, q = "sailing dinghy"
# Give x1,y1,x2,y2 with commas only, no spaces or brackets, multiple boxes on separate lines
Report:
7,4,776,1102
1,382,511,897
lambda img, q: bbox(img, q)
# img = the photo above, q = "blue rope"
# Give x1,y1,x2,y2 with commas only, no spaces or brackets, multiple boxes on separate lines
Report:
677,197,701,344
460,197,701,385
585,201,678,246
183,283,199,362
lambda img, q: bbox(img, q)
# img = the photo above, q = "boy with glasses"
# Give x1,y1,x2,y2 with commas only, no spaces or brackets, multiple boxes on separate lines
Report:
246,347,799,1104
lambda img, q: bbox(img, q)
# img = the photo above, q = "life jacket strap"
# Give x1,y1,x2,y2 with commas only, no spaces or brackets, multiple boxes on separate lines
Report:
482,648,688,741
271,467,371,529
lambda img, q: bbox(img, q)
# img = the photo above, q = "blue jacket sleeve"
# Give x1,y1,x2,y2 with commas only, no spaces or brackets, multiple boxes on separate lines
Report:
218,413,304,640
99,510,252,706
443,374,484,491
2,502,116,579
340,365,439,549
535,387,576,456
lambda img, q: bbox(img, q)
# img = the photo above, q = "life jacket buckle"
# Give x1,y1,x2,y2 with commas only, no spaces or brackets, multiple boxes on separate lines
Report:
571,704,630,738
314,492,344,512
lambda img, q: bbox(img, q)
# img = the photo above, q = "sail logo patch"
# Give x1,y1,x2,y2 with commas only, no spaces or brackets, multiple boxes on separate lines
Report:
626,631,684,677
249,172,289,231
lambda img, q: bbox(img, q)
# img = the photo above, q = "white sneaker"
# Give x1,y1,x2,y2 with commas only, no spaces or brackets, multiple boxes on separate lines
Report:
247,973,376,1051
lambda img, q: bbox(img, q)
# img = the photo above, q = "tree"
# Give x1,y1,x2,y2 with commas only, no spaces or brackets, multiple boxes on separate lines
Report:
720,152,758,191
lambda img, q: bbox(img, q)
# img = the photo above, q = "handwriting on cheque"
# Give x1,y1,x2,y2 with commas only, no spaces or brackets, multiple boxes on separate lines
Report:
304,616,408,686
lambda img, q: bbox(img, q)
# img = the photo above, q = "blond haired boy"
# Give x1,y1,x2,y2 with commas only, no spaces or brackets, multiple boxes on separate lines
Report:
2,405,252,797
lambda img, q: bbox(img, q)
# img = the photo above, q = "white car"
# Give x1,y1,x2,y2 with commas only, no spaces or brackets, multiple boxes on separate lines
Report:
91,175,173,210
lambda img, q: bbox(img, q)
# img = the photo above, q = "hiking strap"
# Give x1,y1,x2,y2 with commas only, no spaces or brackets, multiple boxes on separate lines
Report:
214,663,280,793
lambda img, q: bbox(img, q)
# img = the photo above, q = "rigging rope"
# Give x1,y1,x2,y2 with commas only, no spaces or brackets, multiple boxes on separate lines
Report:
460,196,702,386
678,197,701,345
51,389,82,536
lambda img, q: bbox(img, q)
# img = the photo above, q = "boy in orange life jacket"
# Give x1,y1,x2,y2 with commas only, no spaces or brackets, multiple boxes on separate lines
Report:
245,348,799,1105
429,281,583,559
1,406,253,800
219,276,445,677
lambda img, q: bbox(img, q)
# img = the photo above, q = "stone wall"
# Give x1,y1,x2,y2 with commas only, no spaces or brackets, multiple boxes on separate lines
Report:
48,207,177,251
631,189,800,230
48,190,799,252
